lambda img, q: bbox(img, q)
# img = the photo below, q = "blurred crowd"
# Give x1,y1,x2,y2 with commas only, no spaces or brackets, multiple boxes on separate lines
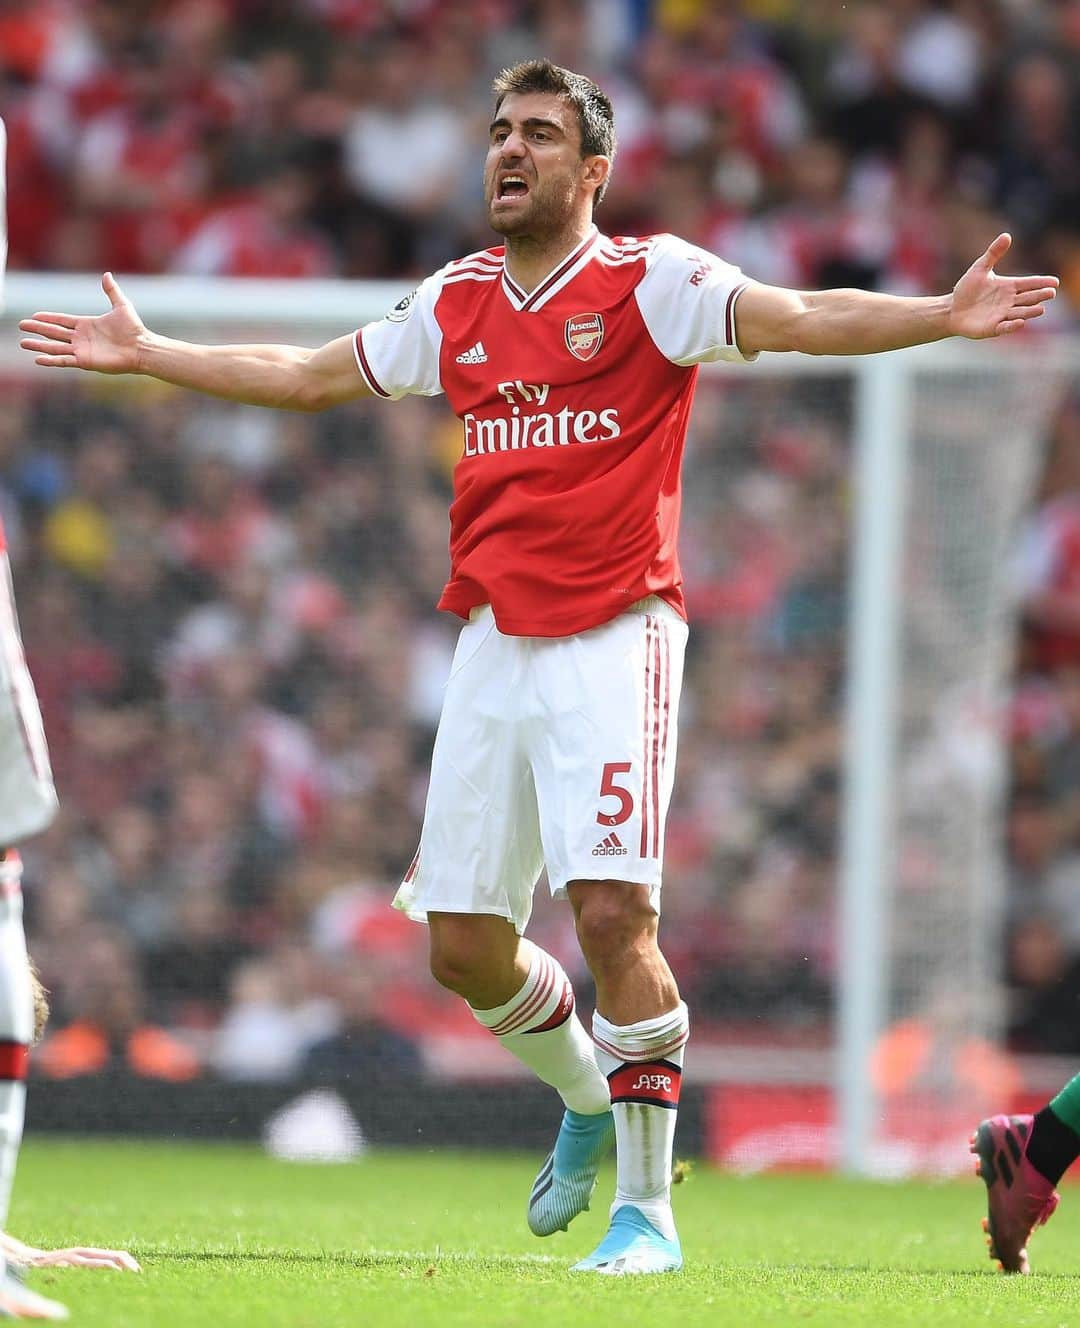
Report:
1,0,1079,307
1005,419,1080,1056
0,0,1076,1085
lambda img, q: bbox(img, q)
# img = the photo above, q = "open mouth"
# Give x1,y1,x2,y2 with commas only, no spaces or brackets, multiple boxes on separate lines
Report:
496,175,529,201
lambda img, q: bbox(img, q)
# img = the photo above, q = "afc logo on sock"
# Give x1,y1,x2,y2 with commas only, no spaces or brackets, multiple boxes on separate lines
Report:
608,1060,682,1108
631,1072,672,1093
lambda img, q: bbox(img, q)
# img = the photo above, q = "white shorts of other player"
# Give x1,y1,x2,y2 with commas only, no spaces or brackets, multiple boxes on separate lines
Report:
394,596,688,935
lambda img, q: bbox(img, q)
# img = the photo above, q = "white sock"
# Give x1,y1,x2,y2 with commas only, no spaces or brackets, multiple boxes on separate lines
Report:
592,1001,689,1240
471,941,610,1116
0,853,32,1228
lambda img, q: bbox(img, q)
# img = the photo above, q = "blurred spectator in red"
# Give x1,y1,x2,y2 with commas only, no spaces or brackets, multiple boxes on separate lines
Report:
165,456,286,586
72,37,220,272
1016,410,1080,674
18,574,122,765
764,135,887,289
172,158,336,277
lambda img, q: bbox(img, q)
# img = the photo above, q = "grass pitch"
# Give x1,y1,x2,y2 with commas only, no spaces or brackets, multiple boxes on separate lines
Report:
9,1139,1080,1326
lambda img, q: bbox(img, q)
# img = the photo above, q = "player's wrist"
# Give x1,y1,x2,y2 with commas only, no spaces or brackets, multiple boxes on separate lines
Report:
939,292,963,339
133,328,161,377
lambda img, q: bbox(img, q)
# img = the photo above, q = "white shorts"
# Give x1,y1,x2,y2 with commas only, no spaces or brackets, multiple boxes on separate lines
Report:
0,550,57,845
394,597,688,934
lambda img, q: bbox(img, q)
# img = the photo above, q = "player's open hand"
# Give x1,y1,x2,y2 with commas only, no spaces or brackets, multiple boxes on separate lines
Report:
25,1245,142,1272
949,234,1059,339
0,1230,141,1271
18,273,146,374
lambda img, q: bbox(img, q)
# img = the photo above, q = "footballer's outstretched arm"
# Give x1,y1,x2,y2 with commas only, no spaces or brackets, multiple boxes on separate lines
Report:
735,233,1059,358
19,273,371,412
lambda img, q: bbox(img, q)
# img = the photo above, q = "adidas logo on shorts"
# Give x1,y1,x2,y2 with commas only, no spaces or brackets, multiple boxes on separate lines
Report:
592,832,628,857
455,341,488,364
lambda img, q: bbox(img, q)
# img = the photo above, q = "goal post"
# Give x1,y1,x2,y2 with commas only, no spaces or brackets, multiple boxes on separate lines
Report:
839,352,913,1175
840,341,1072,1174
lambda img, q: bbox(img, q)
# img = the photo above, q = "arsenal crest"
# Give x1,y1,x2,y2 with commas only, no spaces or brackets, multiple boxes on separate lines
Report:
565,312,604,361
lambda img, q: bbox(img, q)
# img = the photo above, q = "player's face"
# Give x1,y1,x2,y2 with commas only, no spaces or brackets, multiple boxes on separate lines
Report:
484,92,594,238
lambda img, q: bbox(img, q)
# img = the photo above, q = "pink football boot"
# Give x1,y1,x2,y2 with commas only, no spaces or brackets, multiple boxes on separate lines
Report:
971,1115,1060,1274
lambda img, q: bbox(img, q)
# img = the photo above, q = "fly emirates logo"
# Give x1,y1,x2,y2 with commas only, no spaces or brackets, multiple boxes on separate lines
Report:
462,381,621,458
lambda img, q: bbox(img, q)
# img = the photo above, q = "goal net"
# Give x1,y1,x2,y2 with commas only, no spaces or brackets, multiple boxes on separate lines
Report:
0,275,1072,1173
843,349,1069,1175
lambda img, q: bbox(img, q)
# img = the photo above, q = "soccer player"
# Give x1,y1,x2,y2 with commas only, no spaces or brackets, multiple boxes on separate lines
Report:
1,119,141,1320
0,112,65,1321
972,1083,1080,1274
18,61,1059,1275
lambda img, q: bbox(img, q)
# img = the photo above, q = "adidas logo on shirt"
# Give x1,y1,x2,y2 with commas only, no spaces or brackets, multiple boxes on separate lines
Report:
592,832,628,857
455,341,488,364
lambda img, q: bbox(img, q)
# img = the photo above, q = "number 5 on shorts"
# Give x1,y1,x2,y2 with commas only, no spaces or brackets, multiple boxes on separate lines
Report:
597,761,634,827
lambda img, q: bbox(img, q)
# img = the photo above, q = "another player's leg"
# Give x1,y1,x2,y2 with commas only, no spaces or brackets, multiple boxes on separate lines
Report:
0,123,65,1321
568,881,686,1276
972,1075,1080,1273
0,853,65,1320
428,914,612,1235
0,854,31,1228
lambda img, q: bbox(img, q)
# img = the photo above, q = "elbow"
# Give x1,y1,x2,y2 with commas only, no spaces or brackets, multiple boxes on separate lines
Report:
783,298,823,356
275,347,336,412
284,373,332,413
293,386,330,413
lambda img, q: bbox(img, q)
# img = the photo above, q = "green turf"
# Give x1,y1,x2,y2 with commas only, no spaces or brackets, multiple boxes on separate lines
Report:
7,1140,1080,1326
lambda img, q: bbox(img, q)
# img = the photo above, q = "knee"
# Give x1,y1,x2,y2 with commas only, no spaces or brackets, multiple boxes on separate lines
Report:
428,926,491,997
573,885,657,972
427,912,522,1007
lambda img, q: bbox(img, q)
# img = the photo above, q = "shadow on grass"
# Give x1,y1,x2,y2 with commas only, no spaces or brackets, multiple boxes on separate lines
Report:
144,1250,564,1270
140,1251,1080,1282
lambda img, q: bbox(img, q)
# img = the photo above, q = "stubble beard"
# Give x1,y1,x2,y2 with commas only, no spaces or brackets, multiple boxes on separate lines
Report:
487,176,577,241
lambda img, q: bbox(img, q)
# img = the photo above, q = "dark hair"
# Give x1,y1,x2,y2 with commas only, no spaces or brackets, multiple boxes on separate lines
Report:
492,59,616,206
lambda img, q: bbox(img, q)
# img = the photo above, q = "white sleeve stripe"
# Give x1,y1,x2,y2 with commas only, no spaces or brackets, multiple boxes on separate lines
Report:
725,282,748,347
447,251,501,270
352,329,392,398
442,272,499,286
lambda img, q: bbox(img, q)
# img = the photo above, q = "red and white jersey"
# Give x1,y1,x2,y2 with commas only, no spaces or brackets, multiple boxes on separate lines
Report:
353,228,756,637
